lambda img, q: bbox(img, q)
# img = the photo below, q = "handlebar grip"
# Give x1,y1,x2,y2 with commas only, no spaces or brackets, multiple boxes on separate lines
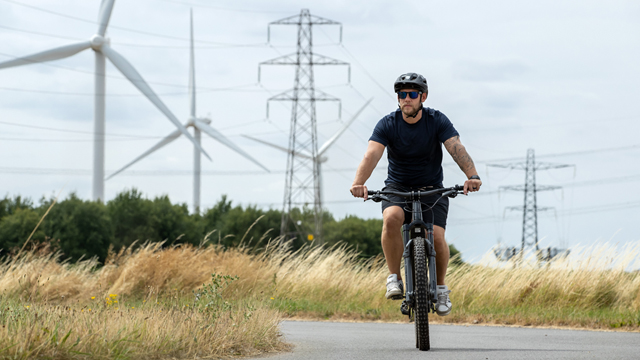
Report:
454,185,464,191
367,190,376,195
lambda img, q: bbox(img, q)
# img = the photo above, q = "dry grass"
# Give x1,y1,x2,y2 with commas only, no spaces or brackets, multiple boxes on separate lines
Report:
1,237,639,359
0,241,290,359
0,301,283,359
443,242,640,329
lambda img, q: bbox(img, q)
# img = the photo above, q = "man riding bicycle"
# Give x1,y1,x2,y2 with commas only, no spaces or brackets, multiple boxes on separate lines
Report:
350,72,481,316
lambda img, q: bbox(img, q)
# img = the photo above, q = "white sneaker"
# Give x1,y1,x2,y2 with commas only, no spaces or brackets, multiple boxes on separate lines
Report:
385,274,404,300
436,285,452,316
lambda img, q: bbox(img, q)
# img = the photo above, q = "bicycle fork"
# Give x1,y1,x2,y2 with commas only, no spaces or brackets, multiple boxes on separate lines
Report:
401,223,438,316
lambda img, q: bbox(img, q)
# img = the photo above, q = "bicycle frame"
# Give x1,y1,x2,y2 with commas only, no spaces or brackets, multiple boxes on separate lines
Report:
402,198,438,309
367,185,463,350
367,185,463,314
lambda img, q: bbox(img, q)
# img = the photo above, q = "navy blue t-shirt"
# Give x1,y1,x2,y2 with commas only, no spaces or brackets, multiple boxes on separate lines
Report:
369,107,458,188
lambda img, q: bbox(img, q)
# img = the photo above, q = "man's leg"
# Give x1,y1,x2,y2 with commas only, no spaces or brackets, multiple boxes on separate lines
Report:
433,224,452,315
433,225,449,285
382,206,404,280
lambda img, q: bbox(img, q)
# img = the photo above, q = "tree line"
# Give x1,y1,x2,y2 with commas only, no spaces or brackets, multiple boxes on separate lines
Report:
0,189,461,264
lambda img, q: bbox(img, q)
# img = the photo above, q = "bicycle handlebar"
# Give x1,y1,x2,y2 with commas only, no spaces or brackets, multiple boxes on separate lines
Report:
366,185,464,203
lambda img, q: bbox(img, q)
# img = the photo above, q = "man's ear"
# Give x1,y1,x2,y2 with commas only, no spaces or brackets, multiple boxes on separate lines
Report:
421,93,427,102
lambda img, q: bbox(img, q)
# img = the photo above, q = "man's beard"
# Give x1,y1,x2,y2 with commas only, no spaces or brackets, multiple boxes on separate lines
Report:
401,104,422,118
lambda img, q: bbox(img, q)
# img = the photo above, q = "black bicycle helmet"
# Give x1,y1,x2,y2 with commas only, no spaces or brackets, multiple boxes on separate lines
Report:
394,72,428,95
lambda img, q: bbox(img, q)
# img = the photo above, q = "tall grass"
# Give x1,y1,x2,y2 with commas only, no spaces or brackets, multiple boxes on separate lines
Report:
1,238,638,359
446,242,640,328
0,241,289,359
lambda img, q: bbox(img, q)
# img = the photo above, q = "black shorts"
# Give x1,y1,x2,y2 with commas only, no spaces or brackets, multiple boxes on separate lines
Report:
380,184,449,229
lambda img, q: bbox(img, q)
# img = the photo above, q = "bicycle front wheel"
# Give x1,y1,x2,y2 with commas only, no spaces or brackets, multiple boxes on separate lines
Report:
413,237,430,351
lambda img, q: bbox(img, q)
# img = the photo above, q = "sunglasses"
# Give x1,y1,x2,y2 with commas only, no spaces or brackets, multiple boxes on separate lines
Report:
397,91,421,99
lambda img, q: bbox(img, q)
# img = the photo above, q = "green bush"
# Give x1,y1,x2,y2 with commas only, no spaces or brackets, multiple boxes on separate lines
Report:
41,194,113,262
107,189,202,249
202,196,281,248
0,195,34,223
0,190,463,264
0,207,45,253
324,216,383,257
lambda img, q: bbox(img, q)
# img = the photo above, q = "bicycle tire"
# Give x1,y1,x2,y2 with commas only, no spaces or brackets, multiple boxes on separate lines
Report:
413,237,430,351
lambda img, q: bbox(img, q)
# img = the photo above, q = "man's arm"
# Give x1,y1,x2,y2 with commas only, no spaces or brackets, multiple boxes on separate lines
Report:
350,141,385,200
443,135,482,194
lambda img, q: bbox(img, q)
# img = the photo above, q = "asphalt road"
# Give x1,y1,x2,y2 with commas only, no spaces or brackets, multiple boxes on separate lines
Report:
252,320,640,359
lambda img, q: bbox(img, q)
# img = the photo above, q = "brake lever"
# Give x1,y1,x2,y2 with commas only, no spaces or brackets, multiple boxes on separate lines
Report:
366,194,390,203
443,190,457,198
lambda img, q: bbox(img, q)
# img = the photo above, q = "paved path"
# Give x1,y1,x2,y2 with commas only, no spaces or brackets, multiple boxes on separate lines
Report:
252,321,640,359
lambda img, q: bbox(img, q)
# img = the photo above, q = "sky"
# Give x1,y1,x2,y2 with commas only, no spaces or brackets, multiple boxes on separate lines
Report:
1,0,639,262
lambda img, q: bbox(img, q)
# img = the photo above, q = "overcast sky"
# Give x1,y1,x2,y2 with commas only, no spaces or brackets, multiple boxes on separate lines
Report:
1,0,639,262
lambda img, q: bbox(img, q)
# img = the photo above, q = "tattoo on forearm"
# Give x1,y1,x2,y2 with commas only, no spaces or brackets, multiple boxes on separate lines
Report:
444,136,476,175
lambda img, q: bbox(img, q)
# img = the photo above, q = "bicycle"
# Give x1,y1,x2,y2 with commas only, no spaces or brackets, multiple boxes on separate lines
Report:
366,185,464,351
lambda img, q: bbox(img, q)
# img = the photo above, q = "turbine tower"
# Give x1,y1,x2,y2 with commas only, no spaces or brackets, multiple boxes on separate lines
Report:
106,10,269,213
0,0,209,201
243,98,372,204
259,9,349,241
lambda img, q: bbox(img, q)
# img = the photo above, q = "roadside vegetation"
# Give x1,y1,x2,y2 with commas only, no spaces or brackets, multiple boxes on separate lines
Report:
1,238,639,359
1,191,639,358
0,190,384,261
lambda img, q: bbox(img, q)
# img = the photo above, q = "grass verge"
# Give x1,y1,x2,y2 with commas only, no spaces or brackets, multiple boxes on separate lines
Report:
1,238,638,358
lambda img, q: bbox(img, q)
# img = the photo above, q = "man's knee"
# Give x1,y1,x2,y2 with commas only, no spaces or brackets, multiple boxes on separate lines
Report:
433,225,447,246
382,206,404,233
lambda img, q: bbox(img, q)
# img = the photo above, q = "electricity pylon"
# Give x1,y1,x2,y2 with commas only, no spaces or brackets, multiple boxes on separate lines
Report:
258,9,349,242
489,149,572,253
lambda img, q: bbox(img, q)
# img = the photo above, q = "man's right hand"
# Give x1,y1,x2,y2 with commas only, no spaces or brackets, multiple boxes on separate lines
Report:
350,184,369,200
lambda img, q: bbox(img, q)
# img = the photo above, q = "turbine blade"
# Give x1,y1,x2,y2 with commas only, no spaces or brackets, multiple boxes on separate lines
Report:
241,134,312,160
105,128,182,180
188,8,196,118
195,119,270,172
101,44,211,161
318,97,373,156
0,42,91,70
97,0,116,36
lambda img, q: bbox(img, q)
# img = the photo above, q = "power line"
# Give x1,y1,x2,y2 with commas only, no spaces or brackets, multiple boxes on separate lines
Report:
0,119,292,142
0,84,268,97
0,24,84,41
0,81,351,97
0,50,281,92
0,0,268,46
454,200,640,226
0,120,161,138
338,44,394,101
157,0,291,14
0,137,159,143
0,23,271,50
476,144,640,164
0,166,387,176
3,113,640,163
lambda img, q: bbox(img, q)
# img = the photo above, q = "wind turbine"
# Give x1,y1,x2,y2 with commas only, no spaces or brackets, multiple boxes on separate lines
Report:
243,98,372,201
106,10,269,213
0,0,209,201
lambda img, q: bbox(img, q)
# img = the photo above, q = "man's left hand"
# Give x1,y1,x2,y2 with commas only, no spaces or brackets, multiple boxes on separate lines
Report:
463,179,482,195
